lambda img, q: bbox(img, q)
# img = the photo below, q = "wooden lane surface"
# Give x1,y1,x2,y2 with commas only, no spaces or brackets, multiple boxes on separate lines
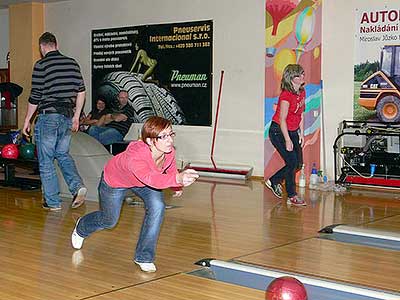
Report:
358,214,400,232
1,181,400,299
236,237,400,293
86,274,264,300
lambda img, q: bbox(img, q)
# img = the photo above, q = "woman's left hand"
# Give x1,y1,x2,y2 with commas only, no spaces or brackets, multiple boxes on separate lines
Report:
173,190,183,197
299,133,305,147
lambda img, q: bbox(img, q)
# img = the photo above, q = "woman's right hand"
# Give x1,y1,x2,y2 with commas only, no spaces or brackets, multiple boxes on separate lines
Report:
285,139,293,151
176,169,199,187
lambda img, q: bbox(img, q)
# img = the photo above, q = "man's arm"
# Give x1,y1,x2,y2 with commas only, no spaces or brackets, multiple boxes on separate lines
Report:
103,113,128,125
72,61,87,132
82,116,100,126
72,91,86,132
22,103,38,136
23,62,43,137
96,113,114,126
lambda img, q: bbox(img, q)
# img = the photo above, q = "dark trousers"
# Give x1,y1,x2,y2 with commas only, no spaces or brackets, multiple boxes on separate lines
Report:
268,122,303,197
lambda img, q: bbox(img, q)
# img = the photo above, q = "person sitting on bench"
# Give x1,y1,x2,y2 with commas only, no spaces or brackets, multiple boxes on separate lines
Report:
80,97,110,131
87,90,135,145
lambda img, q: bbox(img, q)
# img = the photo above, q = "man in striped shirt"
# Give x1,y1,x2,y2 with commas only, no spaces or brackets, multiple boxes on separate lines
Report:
87,90,135,145
22,32,87,211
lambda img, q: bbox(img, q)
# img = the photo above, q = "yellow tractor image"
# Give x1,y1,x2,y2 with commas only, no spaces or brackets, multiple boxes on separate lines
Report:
359,45,400,122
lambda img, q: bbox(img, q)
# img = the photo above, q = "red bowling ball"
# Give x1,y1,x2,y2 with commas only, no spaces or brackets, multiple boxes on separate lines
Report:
1,143,19,159
266,276,308,300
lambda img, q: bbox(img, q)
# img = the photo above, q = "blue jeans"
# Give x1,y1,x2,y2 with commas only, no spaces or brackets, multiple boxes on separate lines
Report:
35,114,84,207
87,126,123,145
269,122,303,197
77,176,165,263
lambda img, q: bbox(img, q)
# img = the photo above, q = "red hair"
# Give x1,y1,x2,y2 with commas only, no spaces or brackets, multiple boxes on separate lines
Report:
141,116,172,143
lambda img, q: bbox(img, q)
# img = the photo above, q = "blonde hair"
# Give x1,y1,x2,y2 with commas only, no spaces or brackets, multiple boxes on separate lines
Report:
280,64,304,94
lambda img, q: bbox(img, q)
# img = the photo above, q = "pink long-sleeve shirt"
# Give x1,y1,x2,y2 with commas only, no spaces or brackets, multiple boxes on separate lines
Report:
104,140,182,189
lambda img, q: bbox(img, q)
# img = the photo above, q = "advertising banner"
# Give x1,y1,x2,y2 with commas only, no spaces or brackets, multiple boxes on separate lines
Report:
92,20,213,126
354,6,400,122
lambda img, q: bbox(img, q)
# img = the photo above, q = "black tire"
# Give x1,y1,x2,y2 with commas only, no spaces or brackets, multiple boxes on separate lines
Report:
376,95,400,122
97,71,186,125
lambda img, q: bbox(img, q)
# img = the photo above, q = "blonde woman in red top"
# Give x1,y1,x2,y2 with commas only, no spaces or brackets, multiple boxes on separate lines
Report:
71,116,199,272
265,64,307,206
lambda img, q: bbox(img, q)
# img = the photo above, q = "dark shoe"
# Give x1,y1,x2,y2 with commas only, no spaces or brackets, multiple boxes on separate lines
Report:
265,179,283,199
71,187,87,209
42,202,62,211
287,195,307,206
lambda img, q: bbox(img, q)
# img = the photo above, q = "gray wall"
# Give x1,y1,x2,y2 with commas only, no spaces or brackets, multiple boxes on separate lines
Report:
46,0,265,175
1,0,382,178
0,9,9,69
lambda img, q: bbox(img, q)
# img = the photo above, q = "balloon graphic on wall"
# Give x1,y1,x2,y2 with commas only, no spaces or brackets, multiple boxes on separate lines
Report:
313,46,320,59
294,6,316,62
266,47,277,58
273,48,296,79
266,0,300,36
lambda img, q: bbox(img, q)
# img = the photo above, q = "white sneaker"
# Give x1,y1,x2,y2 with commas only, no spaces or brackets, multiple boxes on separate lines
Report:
71,218,85,249
71,187,87,209
134,260,157,272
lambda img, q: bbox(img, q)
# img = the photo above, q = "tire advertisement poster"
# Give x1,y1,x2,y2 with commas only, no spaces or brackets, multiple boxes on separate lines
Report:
354,5,400,122
92,20,213,126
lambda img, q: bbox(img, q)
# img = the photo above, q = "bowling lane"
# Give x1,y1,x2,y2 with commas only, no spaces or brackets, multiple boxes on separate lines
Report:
206,260,400,300
235,238,400,293
319,223,400,251
79,273,265,300
360,214,400,232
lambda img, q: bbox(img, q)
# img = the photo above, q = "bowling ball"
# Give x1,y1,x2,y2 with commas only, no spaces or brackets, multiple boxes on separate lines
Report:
266,276,307,300
1,143,19,159
20,143,35,160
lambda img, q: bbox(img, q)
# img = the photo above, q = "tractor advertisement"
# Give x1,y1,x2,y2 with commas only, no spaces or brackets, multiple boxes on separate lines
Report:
354,6,400,122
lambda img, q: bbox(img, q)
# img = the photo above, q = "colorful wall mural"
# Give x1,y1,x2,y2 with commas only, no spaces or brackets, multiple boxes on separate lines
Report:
264,0,322,181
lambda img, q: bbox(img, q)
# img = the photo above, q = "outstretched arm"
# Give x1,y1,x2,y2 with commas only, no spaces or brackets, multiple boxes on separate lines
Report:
129,158,199,190
129,52,142,73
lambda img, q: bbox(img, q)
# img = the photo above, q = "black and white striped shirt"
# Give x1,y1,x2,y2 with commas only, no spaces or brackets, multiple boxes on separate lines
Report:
29,50,85,116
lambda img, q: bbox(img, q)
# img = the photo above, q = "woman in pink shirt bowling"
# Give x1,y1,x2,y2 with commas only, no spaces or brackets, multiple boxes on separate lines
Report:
71,116,199,272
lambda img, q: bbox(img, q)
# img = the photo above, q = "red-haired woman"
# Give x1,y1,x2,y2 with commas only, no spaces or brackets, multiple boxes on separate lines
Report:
71,116,199,272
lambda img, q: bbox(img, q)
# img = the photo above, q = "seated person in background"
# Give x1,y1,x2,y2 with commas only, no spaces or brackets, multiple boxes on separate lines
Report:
87,90,135,145
80,97,109,131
